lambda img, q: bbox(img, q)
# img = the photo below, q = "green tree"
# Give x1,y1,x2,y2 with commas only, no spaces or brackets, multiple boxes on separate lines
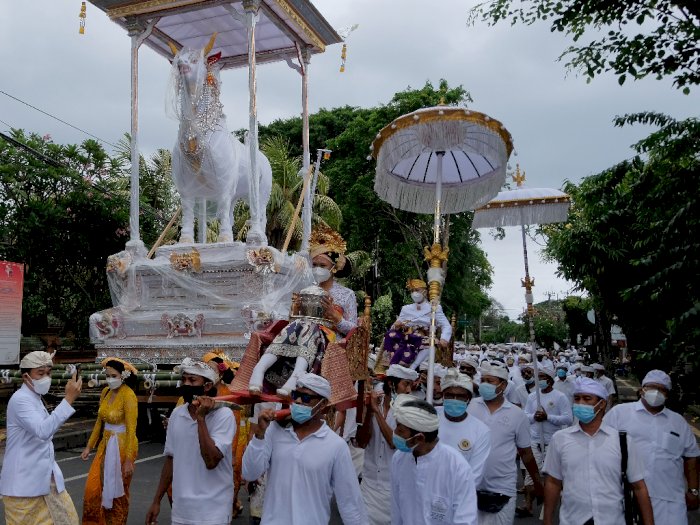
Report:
542,113,700,368
0,130,131,341
233,135,342,249
468,0,700,91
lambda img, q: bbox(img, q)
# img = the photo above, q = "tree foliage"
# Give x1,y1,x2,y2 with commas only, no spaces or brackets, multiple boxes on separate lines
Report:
542,113,700,366
258,80,493,321
468,0,700,91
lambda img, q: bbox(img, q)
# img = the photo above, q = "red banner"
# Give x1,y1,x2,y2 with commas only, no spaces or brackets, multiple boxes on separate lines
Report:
0,261,24,365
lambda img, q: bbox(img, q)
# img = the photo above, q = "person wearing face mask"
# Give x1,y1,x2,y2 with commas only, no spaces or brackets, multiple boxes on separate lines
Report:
519,367,572,517
0,351,82,525
511,364,535,408
391,395,478,525
248,225,357,397
468,361,544,524
391,278,452,370
356,364,416,525
437,369,491,486
592,362,617,411
243,373,368,525
542,377,655,525
80,358,138,525
146,358,235,525
604,370,700,524
553,362,575,403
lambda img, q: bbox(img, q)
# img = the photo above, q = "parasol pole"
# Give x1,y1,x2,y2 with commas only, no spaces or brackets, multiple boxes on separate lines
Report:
426,151,445,405
520,220,546,453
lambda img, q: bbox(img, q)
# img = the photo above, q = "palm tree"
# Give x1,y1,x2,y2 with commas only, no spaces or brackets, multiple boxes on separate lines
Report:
234,136,342,250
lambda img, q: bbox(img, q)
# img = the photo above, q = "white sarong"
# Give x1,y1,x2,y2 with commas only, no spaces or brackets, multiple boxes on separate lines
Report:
102,423,125,509
361,478,391,525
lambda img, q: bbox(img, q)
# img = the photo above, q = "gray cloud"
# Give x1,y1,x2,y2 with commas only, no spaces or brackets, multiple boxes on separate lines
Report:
1,0,696,319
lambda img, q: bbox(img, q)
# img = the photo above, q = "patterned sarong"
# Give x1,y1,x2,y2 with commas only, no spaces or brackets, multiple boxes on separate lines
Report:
3,478,79,525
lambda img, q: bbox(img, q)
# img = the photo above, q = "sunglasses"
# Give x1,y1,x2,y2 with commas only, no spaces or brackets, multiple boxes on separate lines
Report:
291,391,322,404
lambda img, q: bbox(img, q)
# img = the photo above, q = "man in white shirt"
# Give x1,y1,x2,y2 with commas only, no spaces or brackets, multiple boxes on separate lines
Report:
391,394,477,525
506,354,523,387
468,361,543,525
147,358,235,525
553,362,575,403
543,377,655,525
242,373,367,525
510,364,535,408
392,278,452,369
356,364,416,525
592,363,616,410
604,370,699,524
519,367,572,517
0,351,82,525
438,368,491,485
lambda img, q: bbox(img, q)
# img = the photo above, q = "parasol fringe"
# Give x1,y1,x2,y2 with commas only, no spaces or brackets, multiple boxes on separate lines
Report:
471,203,570,229
375,168,504,215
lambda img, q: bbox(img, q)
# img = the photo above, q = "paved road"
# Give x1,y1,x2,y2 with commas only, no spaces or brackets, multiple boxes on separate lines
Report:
0,439,544,525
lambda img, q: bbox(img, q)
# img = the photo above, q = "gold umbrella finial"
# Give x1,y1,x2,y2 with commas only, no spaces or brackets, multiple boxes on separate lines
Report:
512,164,526,187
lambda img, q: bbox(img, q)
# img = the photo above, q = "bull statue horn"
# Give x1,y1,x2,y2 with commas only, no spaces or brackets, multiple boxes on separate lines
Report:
167,41,179,56
203,32,218,56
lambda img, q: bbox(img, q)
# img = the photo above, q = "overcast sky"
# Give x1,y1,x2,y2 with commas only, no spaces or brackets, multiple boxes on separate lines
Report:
1,1,697,318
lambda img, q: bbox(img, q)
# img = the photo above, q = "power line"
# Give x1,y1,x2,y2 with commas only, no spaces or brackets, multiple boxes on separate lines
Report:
0,89,120,149
0,131,171,225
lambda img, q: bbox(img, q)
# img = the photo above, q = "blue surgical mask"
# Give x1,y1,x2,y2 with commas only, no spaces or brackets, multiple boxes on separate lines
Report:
573,403,598,423
392,433,418,453
538,380,549,391
443,399,468,418
524,377,535,386
479,382,499,401
290,403,313,424
557,369,567,379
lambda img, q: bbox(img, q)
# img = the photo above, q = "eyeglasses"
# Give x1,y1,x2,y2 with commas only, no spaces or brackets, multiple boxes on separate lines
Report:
291,391,322,404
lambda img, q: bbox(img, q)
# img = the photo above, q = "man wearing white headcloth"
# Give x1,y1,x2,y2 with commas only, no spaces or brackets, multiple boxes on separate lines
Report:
543,377,655,525
356,364,417,525
438,369,491,485
243,373,367,525
519,367,572,517
146,358,235,525
605,370,699,524
592,362,616,410
0,351,82,525
391,394,477,525
468,361,543,525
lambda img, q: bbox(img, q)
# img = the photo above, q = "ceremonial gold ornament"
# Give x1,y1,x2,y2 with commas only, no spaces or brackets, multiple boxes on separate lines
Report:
170,249,201,273
423,243,449,302
79,2,86,34
246,247,277,274
309,224,347,259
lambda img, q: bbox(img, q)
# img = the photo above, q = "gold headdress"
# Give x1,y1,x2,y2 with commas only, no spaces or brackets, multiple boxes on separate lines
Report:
406,278,427,290
309,225,347,271
203,350,239,371
101,357,138,377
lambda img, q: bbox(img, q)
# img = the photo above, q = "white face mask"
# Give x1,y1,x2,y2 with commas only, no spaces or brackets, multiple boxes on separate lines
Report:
106,377,123,390
312,267,331,283
31,376,52,396
411,291,425,304
643,389,666,407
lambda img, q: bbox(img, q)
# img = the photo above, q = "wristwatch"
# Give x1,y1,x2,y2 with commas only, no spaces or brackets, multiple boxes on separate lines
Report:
688,489,699,496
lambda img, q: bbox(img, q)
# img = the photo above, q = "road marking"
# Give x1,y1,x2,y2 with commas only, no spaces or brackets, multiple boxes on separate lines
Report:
63,453,165,483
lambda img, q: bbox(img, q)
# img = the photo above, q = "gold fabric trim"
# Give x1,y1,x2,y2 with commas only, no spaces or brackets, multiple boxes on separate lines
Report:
371,107,514,159
107,0,203,19
475,195,571,211
273,0,325,51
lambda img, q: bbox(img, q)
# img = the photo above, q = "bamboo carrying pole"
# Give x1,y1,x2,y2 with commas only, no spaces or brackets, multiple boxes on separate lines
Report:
147,206,182,258
281,164,315,253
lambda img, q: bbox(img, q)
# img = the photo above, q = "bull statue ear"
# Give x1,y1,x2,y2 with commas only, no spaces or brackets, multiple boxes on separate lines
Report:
167,41,179,56
207,51,222,65
203,32,218,56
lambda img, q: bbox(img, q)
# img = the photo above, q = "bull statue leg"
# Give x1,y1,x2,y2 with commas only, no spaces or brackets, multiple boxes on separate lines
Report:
217,194,234,243
180,196,195,244
249,353,308,397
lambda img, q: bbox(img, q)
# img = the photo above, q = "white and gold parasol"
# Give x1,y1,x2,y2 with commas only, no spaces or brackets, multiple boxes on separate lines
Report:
371,105,514,403
473,165,570,450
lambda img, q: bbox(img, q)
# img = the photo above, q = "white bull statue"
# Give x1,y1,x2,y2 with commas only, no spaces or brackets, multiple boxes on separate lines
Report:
167,34,272,244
